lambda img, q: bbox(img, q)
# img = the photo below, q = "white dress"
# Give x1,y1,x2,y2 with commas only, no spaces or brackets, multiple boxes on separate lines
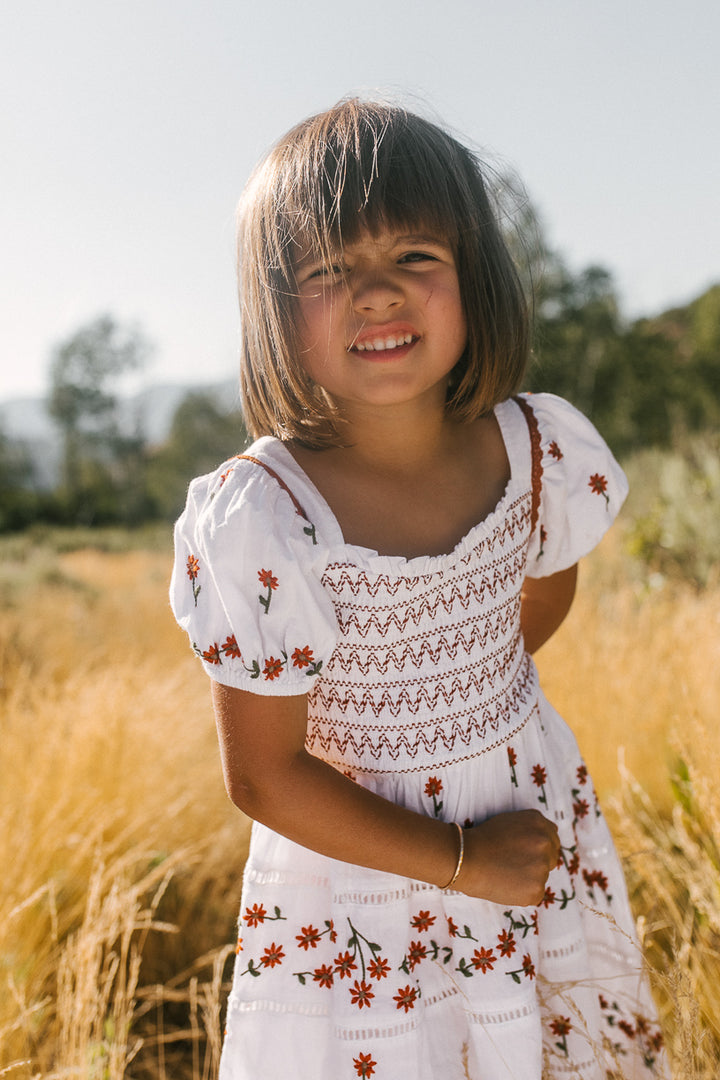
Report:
171,393,666,1080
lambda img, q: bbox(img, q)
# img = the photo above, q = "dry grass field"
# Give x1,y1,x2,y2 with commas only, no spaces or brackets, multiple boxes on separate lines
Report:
0,523,718,1078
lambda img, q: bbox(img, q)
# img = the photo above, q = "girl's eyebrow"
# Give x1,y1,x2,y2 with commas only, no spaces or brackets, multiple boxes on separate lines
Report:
293,244,342,266
392,233,452,248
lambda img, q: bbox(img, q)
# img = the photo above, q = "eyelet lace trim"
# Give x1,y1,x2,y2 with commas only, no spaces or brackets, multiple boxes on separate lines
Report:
244,867,332,890
468,1000,538,1026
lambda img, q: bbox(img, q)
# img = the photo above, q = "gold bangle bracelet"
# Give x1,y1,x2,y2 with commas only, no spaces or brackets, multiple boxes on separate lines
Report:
441,822,465,890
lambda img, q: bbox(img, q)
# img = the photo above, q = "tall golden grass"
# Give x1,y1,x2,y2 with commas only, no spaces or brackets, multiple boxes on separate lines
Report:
0,530,718,1078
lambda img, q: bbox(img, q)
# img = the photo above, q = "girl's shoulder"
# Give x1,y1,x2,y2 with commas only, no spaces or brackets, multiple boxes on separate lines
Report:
184,436,315,532
511,392,606,445
512,393,629,576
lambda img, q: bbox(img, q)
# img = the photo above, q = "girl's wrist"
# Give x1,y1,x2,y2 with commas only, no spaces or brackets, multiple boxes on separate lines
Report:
438,821,465,891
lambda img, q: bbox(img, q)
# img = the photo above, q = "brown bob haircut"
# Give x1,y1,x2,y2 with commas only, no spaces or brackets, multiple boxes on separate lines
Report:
237,98,529,447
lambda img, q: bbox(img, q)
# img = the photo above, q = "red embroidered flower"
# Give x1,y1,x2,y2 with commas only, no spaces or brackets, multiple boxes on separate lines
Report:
497,929,516,957
541,888,556,908
243,903,267,927
447,917,459,937
521,954,536,979
507,747,517,767
589,474,610,505
619,1019,636,1039
334,951,358,979
548,441,563,460
424,777,442,797
258,568,279,590
186,554,200,581
202,643,221,665
368,956,390,981
393,984,418,1013
291,645,314,669
471,946,496,973
263,656,284,680
221,635,242,658
550,1016,572,1037
296,925,321,950
349,979,375,1009
583,868,609,893
531,764,547,787
410,910,436,933
406,941,427,971
353,1053,377,1078
235,937,243,954
573,798,590,820
567,852,580,876
577,764,588,786
327,920,337,943
313,964,334,988
259,942,285,968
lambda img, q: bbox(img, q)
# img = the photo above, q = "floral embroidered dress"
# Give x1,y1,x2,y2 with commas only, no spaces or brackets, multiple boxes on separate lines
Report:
170,393,666,1080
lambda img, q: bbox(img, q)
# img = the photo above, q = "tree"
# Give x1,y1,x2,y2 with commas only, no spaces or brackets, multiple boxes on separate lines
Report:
48,315,152,521
527,263,621,419
0,424,38,531
145,391,247,519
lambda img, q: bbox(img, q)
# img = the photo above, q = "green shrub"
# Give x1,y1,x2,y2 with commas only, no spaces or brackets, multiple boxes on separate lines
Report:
622,431,720,587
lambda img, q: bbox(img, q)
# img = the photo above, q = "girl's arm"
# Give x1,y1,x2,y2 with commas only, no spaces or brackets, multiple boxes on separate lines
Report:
520,563,578,654
211,682,559,905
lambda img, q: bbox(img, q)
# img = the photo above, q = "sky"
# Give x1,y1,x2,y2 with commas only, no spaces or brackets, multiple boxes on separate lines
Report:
1,0,719,403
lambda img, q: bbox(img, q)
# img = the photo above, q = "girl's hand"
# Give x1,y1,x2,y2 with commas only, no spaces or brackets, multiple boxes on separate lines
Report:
211,685,561,901
456,810,560,906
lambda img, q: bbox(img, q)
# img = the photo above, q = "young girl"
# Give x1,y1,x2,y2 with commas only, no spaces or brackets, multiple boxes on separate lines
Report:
171,99,666,1080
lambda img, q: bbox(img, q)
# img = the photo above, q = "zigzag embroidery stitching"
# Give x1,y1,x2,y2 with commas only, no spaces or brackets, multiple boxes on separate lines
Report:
322,495,531,600
310,641,524,719
325,602,520,677
306,673,533,743
314,707,537,776
311,697,496,738
306,664,538,762
326,551,529,640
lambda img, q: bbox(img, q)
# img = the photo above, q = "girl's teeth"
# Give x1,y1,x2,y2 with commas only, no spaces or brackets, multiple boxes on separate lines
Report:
355,334,413,352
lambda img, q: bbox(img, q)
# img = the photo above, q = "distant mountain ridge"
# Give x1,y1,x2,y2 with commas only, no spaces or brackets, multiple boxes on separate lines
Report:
0,379,240,488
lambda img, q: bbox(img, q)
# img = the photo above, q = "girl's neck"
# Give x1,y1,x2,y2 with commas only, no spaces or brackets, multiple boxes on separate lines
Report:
328,396,459,477
288,406,509,559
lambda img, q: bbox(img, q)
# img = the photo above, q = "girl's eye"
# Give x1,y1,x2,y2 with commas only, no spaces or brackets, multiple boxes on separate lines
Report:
399,251,436,264
307,263,344,280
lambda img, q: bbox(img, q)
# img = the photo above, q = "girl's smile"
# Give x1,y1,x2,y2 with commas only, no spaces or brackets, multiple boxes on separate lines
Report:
348,323,418,356
294,229,467,412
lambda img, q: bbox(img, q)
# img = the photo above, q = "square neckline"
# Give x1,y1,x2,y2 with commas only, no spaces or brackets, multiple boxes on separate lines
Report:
260,398,533,575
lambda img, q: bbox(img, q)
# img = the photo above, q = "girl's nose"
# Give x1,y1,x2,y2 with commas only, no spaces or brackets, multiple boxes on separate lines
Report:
350,269,403,313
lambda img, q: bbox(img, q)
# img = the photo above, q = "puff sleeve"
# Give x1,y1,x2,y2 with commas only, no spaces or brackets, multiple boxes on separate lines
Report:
169,457,339,693
524,394,629,576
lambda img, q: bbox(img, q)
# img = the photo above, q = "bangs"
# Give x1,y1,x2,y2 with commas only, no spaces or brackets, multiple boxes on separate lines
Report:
265,101,476,269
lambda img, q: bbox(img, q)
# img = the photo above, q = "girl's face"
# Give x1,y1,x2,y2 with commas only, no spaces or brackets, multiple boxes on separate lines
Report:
293,227,467,417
